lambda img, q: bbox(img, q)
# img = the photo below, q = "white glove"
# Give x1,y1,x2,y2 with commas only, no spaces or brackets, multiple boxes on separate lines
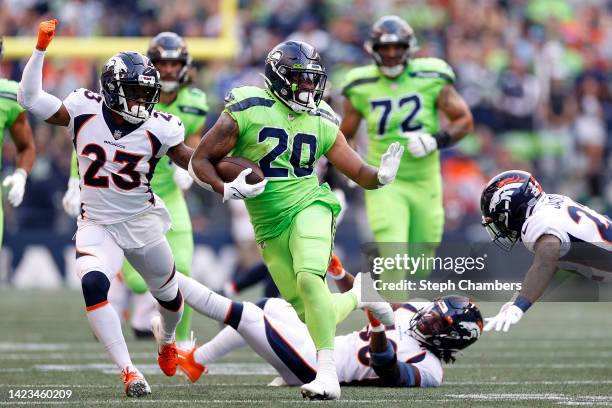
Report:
483,302,524,332
406,131,438,158
2,168,27,207
173,165,193,190
62,177,81,217
223,168,268,202
377,142,404,185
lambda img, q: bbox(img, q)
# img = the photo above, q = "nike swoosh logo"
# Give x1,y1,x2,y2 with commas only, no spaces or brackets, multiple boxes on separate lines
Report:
231,187,246,199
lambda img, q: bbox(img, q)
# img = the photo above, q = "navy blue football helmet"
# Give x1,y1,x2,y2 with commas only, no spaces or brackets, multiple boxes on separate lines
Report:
147,32,191,92
481,170,544,250
100,51,161,124
409,296,483,363
365,15,419,78
264,41,327,113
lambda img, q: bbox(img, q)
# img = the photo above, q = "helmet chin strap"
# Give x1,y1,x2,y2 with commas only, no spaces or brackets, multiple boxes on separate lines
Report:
380,64,405,78
160,80,179,93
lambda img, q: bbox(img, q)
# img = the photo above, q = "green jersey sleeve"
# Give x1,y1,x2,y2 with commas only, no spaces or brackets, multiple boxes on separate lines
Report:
408,57,455,84
313,100,339,155
0,79,25,129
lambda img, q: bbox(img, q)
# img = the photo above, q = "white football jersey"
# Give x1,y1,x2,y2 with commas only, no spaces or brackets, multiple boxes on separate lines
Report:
64,88,184,224
521,194,611,277
334,302,443,387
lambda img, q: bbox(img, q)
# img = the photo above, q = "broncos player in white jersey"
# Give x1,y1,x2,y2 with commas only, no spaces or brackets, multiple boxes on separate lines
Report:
480,170,611,333
17,19,201,397
172,256,483,389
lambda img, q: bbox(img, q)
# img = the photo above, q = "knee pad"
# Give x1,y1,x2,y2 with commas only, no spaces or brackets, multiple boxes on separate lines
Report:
155,289,183,312
75,253,105,280
81,271,110,309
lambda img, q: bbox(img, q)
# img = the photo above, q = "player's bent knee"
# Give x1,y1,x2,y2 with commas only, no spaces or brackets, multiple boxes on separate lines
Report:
296,272,325,299
155,290,183,312
75,254,105,280
81,271,110,308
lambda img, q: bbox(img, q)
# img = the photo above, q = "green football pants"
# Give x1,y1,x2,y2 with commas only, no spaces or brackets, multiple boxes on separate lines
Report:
261,202,357,350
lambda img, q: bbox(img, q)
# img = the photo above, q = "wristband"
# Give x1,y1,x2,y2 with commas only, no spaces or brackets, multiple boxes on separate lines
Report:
432,130,452,148
513,295,532,312
329,268,346,280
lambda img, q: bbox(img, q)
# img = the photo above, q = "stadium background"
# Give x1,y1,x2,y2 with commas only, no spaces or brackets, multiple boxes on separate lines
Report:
1,0,610,288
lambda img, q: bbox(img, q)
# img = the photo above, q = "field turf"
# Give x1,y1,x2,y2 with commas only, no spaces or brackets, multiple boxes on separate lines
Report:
1,288,612,407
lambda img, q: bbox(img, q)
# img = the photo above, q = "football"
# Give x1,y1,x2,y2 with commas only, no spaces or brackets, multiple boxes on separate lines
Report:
215,156,265,184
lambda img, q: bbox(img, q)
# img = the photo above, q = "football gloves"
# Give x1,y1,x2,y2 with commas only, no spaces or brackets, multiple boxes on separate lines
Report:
62,177,81,217
2,168,27,207
37,19,57,51
406,131,438,158
173,165,194,191
222,168,267,202
377,142,404,186
484,301,524,332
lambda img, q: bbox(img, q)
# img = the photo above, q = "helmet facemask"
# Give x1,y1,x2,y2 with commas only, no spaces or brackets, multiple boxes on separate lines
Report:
116,81,160,124
266,60,326,113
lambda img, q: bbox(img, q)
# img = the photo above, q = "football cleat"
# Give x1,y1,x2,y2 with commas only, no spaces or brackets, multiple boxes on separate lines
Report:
349,273,395,327
177,346,207,383
120,367,151,398
300,376,341,400
151,316,178,376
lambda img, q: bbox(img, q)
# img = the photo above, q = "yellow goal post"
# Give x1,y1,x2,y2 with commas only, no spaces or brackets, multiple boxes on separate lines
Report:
2,0,238,60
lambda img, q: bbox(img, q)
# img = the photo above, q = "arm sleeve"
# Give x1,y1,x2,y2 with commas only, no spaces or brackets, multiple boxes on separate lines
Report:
17,49,63,120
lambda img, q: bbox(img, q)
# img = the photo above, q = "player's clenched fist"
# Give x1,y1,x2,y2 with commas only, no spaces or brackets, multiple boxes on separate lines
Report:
37,19,58,51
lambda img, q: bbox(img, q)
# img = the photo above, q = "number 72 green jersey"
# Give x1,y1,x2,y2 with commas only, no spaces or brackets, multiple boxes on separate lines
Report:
224,86,341,243
342,57,455,182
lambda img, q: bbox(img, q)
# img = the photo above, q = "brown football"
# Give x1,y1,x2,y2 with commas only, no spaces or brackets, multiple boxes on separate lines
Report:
216,157,265,184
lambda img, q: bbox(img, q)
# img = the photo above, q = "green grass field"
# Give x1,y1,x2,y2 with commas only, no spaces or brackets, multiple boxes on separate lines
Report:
1,289,612,407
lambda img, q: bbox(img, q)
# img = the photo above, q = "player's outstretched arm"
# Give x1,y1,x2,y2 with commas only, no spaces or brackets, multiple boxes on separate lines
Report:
484,234,561,332
405,84,473,158
17,19,70,126
326,130,403,189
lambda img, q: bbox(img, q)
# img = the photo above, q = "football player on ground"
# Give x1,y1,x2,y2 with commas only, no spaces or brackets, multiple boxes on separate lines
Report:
18,20,198,396
340,16,473,282
0,36,36,245
63,32,209,346
175,255,483,388
481,170,611,332
188,40,403,400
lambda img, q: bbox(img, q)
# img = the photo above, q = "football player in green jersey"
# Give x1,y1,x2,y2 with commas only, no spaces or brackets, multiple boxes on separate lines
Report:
189,41,403,400
340,16,474,285
0,36,36,246
62,32,208,346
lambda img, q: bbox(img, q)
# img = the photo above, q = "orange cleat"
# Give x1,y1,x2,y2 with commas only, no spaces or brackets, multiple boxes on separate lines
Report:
120,367,151,397
151,316,178,376
327,254,345,278
177,346,207,383
37,19,57,51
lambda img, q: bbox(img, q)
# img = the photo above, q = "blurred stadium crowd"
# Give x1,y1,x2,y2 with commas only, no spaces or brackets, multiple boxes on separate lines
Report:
1,0,611,244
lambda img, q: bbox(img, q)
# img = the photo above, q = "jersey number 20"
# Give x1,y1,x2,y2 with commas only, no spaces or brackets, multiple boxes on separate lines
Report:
258,127,317,177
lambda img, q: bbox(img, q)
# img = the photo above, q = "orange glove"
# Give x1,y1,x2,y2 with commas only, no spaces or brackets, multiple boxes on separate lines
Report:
36,19,58,51
365,309,382,328
327,254,346,280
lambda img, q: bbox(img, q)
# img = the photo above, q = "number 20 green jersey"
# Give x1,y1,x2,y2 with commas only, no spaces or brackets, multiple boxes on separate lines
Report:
342,58,455,182
224,86,341,243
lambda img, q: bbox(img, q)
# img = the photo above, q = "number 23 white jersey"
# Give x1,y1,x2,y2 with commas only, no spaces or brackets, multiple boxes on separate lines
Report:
521,194,611,276
64,88,184,224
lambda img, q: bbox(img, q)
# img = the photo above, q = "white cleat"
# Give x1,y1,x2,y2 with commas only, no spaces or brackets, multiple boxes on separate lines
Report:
300,377,341,400
350,273,395,327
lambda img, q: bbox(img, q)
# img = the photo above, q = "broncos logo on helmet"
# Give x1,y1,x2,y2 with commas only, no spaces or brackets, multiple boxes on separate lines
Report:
409,295,483,363
481,170,544,250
